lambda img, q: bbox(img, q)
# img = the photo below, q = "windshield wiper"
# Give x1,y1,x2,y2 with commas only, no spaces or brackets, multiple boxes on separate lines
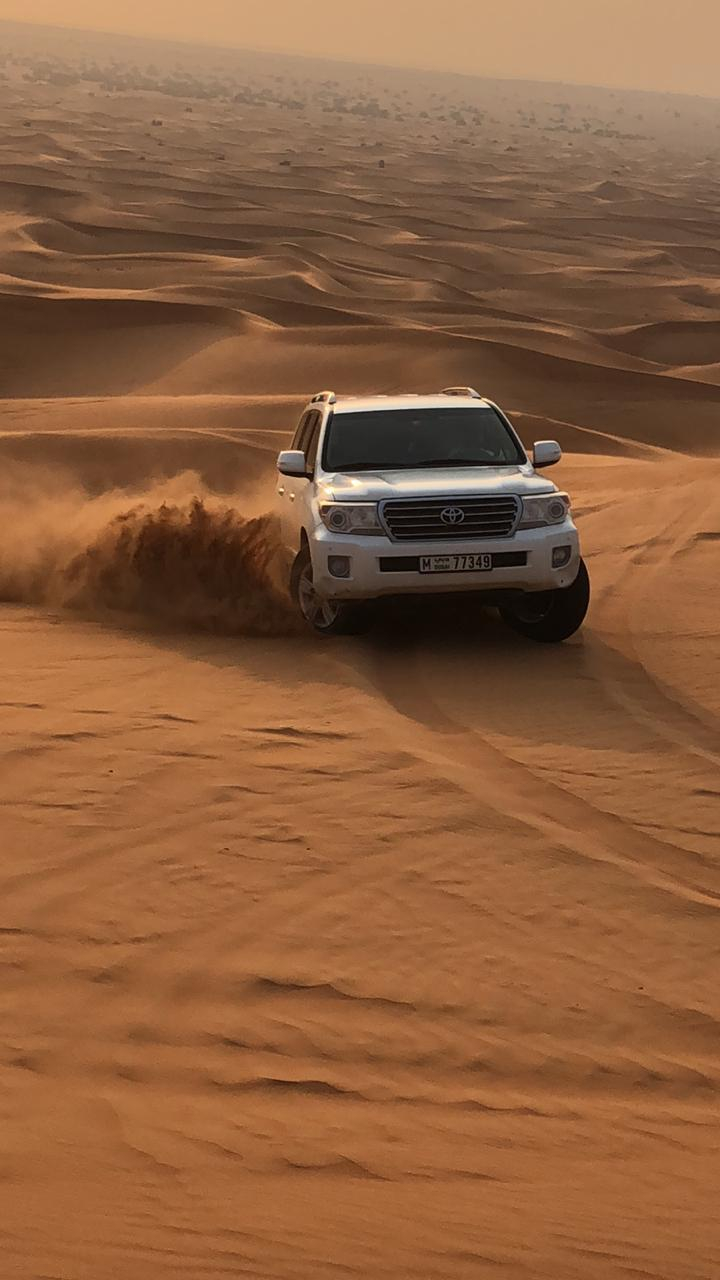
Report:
412,458,513,468
333,463,400,472
334,458,515,472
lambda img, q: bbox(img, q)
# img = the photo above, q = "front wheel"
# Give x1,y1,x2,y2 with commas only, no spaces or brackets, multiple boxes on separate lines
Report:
499,559,590,643
290,547,373,636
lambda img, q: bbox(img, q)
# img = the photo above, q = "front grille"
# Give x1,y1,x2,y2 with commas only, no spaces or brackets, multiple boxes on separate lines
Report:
381,496,520,541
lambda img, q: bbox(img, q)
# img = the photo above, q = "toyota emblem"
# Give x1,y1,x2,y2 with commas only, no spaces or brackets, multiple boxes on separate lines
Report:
440,506,465,526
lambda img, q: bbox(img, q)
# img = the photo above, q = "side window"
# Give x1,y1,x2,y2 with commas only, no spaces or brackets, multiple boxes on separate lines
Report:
291,412,312,450
305,413,322,474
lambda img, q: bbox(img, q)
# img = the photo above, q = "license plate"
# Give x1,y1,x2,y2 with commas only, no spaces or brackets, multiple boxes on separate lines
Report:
419,553,492,574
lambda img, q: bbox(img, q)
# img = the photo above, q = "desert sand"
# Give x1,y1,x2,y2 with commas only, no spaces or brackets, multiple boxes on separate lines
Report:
0,21,719,1280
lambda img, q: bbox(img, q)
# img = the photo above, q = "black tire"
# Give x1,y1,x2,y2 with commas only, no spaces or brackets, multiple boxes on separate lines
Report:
290,547,373,636
500,559,590,643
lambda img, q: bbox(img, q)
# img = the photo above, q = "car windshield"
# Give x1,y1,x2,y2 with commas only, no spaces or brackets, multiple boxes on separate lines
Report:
322,407,525,472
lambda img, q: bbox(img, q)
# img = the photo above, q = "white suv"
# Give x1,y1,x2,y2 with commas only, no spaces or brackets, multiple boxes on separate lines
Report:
276,388,589,642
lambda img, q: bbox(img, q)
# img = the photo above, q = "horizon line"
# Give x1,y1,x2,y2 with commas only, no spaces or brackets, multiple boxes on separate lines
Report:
2,14,719,105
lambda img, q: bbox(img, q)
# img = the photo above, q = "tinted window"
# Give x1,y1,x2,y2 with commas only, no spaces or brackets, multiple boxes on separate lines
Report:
291,412,313,451
305,413,322,472
322,408,524,472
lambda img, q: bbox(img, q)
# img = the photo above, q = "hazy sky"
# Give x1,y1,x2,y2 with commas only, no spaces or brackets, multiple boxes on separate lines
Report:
3,0,720,97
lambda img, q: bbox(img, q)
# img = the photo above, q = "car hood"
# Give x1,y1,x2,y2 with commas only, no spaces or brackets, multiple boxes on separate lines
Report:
321,465,556,502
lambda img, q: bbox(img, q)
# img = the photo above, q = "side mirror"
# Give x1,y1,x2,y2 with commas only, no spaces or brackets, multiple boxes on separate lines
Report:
277,449,310,478
533,440,562,469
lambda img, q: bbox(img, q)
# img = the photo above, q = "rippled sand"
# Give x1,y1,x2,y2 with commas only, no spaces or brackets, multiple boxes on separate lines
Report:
1,22,719,1280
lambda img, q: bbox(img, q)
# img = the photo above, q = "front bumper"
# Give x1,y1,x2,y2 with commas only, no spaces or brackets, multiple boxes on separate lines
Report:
310,520,581,600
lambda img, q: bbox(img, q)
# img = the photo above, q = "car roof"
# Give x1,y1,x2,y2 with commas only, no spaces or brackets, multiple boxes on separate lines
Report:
319,394,494,414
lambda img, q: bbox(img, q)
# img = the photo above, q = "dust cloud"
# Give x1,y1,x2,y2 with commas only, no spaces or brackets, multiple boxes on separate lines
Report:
0,466,297,635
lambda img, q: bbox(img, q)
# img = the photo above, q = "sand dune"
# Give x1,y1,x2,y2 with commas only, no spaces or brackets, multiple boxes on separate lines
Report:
0,21,718,1280
602,317,720,364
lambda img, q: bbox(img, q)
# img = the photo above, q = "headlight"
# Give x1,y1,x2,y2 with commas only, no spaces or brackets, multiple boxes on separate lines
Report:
519,493,570,529
319,502,382,535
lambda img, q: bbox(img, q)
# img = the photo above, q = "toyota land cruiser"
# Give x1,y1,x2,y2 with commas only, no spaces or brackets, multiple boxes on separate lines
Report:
276,388,589,642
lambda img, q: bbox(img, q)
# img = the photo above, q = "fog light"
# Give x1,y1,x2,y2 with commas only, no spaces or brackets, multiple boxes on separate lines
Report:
552,545,572,568
328,555,351,579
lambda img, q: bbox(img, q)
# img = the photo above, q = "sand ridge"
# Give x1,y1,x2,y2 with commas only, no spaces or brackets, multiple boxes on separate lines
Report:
0,21,719,1280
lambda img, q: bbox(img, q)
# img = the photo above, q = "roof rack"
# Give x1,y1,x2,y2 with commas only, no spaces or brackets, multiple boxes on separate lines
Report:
441,386,481,399
310,390,337,405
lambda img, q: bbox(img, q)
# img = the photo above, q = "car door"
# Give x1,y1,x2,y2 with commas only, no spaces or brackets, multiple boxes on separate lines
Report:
278,411,308,545
285,411,321,547
278,411,315,548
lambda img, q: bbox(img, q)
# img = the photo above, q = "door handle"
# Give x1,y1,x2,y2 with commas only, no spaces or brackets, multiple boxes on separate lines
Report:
277,486,285,495
289,493,296,501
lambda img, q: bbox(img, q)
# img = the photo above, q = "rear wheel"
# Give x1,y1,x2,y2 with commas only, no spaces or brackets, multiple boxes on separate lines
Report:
499,559,590,643
290,547,373,636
